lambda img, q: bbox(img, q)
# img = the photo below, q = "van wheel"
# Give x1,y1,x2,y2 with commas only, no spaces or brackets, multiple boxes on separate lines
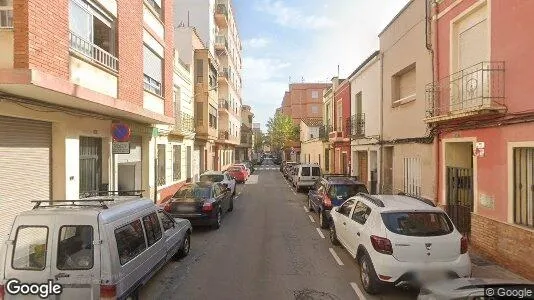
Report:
177,232,191,258
359,254,381,295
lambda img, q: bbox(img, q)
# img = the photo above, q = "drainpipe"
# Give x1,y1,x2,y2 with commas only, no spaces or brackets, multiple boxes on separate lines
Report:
379,53,384,193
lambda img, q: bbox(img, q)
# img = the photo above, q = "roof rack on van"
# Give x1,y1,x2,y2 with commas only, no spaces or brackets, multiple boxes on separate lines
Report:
397,192,436,207
31,199,115,209
357,193,385,207
80,190,145,198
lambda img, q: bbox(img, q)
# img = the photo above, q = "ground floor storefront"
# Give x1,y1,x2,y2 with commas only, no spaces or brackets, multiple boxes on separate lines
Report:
437,123,534,280
351,142,380,194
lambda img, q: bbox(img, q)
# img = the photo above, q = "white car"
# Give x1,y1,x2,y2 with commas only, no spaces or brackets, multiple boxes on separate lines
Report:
200,171,237,197
329,193,471,295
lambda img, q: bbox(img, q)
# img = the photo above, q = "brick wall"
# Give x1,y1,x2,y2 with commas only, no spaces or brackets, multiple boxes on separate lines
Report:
13,0,69,79
471,213,534,280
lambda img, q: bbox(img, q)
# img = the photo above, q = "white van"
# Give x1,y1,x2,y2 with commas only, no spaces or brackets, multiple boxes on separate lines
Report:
292,164,322,192
0,196,192,300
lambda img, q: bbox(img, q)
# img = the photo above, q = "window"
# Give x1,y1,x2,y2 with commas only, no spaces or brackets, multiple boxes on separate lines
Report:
146,0,162,17
393,64,416,103
337,102,343,132
195,59,204,84
0,0,13,28
158,211,175,231
57,225,94,270
311,90,319,99
143,45,163,96
403,157,421,196
196,102,204,126
339,199,355,217
115,220,146,265
351,201,371,224
312,167,320,176
311,105,319,114
301,167,311,176
209,104,217,128
142,213,162,247
381,212,453,236
174,86,181,107
513,148,534,228
173,145,181,181
12,226,48,271
157,144,166,186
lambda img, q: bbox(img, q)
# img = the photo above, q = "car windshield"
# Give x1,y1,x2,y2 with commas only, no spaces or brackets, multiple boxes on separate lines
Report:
173,186,211,199
228,167,241,172
200,174,224,182
381,212,454,237
328,184,368,199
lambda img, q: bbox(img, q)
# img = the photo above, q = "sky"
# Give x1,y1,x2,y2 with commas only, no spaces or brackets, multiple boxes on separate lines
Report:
232,0,410,130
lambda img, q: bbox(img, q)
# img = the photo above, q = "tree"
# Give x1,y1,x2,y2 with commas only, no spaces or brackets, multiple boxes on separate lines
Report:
266,112,299,151
253,130,265,152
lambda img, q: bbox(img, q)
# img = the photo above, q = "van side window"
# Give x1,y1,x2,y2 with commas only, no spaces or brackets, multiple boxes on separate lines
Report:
115,220,147,265
57,225,94,270
142,213,162,247
12,226,48,271
312,167,320,176
157,211,175,231
301,167,311,176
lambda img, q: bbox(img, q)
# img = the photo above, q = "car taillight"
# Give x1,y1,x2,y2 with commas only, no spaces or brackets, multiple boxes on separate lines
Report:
460,235,468,254
100,284,117,300
323,196,332,209
370,235,393,255
202,202,213,213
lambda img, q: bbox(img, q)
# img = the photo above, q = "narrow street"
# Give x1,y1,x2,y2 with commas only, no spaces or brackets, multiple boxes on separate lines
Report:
140,159,418,300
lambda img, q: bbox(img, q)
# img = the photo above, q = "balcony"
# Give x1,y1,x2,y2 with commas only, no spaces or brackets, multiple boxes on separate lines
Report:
219,130,230,140
218,99,230,113
319,125,332,141
240,132,252,147
172,110,195,136
214,2,228,28
69,31,118,72
348,114,365,138
215,35,228,52
425,61,506,124
0,7,13,28
218,67,229,84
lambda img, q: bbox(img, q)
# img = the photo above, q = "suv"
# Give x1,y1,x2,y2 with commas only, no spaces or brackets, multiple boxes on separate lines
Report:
307,175,369,228
329,193,471,294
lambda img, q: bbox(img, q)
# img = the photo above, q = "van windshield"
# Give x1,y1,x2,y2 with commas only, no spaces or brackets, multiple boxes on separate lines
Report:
57,225,94,270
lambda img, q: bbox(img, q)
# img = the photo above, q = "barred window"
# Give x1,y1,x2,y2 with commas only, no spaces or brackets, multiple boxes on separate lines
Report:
157,144,166,186
173,145,182,181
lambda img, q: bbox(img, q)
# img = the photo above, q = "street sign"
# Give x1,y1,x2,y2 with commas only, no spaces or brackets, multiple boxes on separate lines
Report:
113,142,130,154
112,123,131,142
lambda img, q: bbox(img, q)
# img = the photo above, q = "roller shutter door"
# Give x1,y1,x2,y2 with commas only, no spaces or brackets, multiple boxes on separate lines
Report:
0,116,51,243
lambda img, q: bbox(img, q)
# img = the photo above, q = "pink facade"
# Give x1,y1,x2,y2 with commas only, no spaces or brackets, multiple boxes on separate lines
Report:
331,81,351,174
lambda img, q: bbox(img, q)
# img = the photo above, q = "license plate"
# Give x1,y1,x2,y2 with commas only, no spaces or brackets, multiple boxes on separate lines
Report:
178,206,196,212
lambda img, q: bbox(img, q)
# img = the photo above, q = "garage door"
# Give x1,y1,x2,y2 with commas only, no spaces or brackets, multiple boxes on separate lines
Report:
0,116,51,243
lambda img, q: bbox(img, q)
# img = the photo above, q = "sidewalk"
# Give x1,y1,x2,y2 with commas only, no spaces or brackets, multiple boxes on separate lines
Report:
470,251,525,280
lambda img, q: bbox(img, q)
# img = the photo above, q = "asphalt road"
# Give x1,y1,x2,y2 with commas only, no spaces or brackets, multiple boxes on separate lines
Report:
140,159,418,300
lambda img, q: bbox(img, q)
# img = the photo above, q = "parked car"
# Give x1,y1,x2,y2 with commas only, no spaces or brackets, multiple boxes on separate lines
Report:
329,193,471,294
200,171,236,197
418,277,534,300
308,175,369,228
233,163,251,177
291,164,322,192
283,162,298,178
164,182,233,229
228,165,249,183
0,195,191,300
242,161,255,174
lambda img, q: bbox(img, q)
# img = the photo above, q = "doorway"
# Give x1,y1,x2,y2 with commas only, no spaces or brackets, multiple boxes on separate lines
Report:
357,151,368,185
79,137,102,195
341,152,348,175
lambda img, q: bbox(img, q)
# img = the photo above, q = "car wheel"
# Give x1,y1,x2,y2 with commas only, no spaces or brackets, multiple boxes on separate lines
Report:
329,223,340,245
212,210,222,230
359,254,381,295
319,211,328,229
176,232,191,259
307,197,313,212
228,199,234,212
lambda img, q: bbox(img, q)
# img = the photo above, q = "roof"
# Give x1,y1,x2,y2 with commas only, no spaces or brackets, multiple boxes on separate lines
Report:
378,0,415,36
363,195,440,212
347,51,380,81
301,118,323,127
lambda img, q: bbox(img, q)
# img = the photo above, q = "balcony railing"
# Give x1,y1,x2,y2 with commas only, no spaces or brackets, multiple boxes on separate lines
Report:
69,31,118,72
425,61,505,120
319,125,332,141
218,99,229,111
215,35,228,50
0,7,13,28
219,130,230,140
174,110,195,134
218,67,229,79
241,133,252,145
348,114,365,138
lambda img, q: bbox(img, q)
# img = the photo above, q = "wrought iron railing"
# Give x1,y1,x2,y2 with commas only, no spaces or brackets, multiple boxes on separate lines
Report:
219,130,229,140
348,114,365,138
0,7,13,28
319,125,332,141
425,61,505,118
215,35,228,49
218,67,229,79
69,31,118,72
174,109,195,133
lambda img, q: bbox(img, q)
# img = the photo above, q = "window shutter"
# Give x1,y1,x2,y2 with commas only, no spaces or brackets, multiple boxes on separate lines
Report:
143,46,163,82
399,68,416,99
459,19,488,70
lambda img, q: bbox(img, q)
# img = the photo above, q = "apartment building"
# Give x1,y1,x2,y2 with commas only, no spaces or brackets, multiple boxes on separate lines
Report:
174,0,243,171
329,78,351,175
322,79,344,173
237,104,254,162
379,0,435,198
0,0,175,240
280,83,331,125
425,0,534,280
348,51,381,194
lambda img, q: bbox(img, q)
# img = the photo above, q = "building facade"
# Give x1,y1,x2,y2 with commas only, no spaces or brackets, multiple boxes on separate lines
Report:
174,0,243,172
236,105,254,162
349,51,381,194
0,0,175,240
280,83,331,125
379,0,435,198
322,78,343,173
330,79,351,175
425,0,534,280
300,119,327,170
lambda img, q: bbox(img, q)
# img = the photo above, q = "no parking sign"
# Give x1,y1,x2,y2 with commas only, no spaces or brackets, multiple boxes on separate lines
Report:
112,123,131,142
